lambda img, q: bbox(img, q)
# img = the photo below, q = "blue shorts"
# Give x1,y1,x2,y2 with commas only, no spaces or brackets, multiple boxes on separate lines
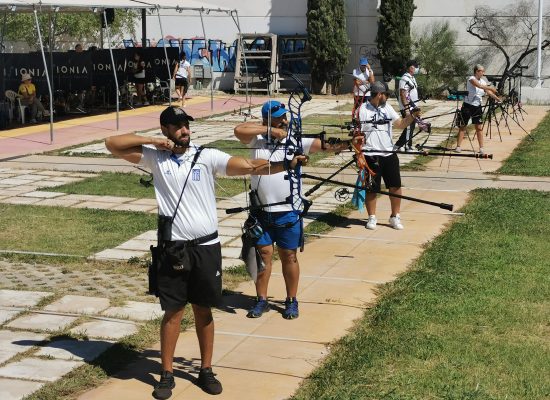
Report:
256,210,301,250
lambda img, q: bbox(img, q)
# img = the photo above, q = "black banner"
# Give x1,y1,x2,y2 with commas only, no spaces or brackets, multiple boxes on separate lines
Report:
1,47,179,96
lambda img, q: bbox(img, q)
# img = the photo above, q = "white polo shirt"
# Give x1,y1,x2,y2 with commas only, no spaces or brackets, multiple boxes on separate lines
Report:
359,101,400,157
398,72,419,110
248,135,314,213
352,68,371,97
465,76,487,106
140,143,231,242
175,60,191,79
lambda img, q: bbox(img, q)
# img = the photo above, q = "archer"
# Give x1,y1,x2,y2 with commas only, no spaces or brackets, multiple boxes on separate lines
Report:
358,81,421,230
234,100,349,320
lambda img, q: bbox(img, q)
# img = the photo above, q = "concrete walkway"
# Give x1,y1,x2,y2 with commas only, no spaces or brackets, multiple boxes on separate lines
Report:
0,99,547,399
77,105,547,400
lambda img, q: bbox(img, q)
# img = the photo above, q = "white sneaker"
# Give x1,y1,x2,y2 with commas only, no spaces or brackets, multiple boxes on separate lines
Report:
479,147,485,154
405,146,414,152
366,215,377,230
454,146,461,153
389,214,404,230
143,101,150,106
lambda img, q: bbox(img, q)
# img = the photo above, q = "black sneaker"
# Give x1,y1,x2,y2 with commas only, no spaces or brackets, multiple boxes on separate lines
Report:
197,367,223,395
152,370,175,400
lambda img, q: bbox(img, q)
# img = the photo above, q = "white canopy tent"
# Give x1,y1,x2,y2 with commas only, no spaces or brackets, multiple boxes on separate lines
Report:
0,0,242,143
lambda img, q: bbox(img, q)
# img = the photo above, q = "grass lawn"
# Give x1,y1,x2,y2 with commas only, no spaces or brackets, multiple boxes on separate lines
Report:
292,189,550,400
497,110,550,176
41,171,248,200
0,204,157,256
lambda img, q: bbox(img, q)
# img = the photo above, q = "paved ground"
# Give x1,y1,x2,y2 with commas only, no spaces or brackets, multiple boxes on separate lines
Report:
0,96,547,400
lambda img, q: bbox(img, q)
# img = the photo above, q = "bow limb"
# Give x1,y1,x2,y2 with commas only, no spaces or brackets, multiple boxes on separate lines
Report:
281,72,312,218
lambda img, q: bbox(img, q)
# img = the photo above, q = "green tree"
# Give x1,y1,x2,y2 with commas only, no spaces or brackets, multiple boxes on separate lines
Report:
413,22,468,97
307,0,350,94
3,10,138,50
377,0,415,77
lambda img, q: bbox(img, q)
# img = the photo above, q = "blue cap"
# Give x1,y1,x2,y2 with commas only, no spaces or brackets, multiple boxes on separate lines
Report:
261,100,287,118
360,57,369,66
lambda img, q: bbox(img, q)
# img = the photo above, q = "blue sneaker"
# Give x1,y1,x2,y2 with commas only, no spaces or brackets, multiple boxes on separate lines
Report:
247,297,269,318
283,297,299,319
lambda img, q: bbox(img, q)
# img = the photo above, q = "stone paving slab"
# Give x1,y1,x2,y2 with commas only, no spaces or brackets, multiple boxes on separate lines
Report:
35,198,83,207
221,258,243,270
0,357,83,382
35,339,114,362
134,230,157,240
6,313,79,332
0,196,42,205
93,248,148,260
0,377,45,400
0,289,52,308
18,190,65,199
101,301,162,321
221,247,241,260
43,295,110,315
0,330,48,364
116,239,156,252
71,319,139,340
0,309,20,324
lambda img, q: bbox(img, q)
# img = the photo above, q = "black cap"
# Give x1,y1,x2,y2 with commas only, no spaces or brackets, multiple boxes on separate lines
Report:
160,106,194,126
370,81,391,95
406,59,419,68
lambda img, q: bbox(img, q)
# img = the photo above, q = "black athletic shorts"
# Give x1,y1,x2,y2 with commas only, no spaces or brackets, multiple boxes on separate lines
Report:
366,153,401,189
175,77,189,91
459,102,483,126
134,77,146,85
157,242,222,310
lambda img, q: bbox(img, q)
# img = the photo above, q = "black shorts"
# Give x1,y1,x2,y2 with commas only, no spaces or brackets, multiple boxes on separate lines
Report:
134,77,146,85
175,77,189,91
459,102,483,126
366,153,401,189
157,242,222,310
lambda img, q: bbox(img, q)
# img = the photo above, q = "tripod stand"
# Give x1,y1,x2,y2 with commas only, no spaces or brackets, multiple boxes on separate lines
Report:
482,97,506,141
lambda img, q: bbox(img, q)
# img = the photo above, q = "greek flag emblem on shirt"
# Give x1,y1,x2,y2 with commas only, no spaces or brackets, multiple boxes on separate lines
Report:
192,168,201,181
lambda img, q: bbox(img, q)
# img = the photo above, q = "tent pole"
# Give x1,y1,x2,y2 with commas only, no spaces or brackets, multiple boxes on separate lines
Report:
49,10,57,116
33,7,54,143
156,6,172,106
103,9,120,130
199,9,214,111
141,8,147,48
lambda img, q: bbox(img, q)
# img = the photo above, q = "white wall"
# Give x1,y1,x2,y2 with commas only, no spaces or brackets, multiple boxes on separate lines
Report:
138,0,550,90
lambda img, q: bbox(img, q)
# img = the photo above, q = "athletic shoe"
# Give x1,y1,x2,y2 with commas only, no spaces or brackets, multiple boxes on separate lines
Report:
197,367,223,395
454,146,462,153
406,145,414,152
389,214,404,230
246,297,269,318
153,370,175,400
143,101,150,106
366,215,377,230
479,147,485,155
283,297,299,319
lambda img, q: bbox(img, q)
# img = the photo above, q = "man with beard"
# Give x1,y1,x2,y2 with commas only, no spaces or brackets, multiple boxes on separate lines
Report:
358,81,419,231
104,106,307,400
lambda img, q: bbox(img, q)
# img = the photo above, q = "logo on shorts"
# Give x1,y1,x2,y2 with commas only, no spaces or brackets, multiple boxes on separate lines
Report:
164,170,172,175
192,168,201,181
215,270,220,277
